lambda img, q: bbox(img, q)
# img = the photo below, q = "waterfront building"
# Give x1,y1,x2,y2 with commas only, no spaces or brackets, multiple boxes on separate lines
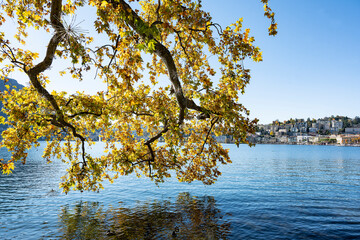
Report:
296,135,312,143
345,128,360,134
336,134,360,145
309,127,318,133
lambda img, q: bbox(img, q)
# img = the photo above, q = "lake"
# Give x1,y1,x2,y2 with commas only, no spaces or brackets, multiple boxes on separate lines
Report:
1,143,360,239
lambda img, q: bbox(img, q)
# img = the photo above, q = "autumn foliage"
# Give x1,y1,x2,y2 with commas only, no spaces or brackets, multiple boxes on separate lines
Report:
0,0,276,192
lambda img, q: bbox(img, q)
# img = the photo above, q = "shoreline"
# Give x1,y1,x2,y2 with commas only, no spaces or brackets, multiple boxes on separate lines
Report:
238,142,360,147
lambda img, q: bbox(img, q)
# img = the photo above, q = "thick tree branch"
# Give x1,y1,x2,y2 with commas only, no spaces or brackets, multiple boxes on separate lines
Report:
104,0,218,169
108,0,211,125
145,125,169,146
24,0,88,167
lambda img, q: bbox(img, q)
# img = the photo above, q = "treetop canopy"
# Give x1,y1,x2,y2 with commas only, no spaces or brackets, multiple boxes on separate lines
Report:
0,0,276,193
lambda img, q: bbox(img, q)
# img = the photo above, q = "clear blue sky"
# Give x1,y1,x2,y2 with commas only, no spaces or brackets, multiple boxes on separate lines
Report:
205,0,360,123
4,0,360,124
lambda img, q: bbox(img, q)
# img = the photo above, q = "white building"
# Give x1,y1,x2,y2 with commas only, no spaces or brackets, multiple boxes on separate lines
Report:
345,128,360,134
331,120,343,129
297,135,312,143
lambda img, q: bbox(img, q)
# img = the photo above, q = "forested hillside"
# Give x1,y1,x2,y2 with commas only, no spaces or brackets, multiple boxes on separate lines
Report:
0,78,24,131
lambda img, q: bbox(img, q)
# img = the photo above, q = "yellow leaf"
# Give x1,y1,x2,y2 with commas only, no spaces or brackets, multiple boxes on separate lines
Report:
33,15,41,21
101,1,108,7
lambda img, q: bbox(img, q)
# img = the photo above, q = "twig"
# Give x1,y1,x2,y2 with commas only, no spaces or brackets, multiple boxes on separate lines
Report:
67,111,102,118
190,117,219,163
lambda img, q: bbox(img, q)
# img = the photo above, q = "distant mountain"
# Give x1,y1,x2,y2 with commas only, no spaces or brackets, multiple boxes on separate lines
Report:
0,78,24,129
0,78,24,92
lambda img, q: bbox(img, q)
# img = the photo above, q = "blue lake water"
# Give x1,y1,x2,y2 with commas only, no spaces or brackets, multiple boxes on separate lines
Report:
1,143,360,239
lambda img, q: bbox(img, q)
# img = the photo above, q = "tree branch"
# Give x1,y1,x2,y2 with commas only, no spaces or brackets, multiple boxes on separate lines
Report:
108,0,212,125
0,43,26,69
107,35,121,69
103,0,219,171
190,117,219,163
23,0,88,168
67,111,102,118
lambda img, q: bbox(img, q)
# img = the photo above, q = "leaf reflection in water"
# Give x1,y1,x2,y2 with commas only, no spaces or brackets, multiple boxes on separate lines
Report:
58,192,231,239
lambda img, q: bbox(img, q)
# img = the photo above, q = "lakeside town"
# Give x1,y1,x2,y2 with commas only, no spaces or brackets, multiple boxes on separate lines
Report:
1,79,359,146
245,116,360,146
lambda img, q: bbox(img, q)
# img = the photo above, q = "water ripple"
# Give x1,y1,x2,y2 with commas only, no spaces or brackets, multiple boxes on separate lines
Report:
1,144,360,239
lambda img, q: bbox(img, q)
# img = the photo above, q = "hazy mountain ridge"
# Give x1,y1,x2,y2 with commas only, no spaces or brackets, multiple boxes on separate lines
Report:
0,78,24,92
0,78,24,131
